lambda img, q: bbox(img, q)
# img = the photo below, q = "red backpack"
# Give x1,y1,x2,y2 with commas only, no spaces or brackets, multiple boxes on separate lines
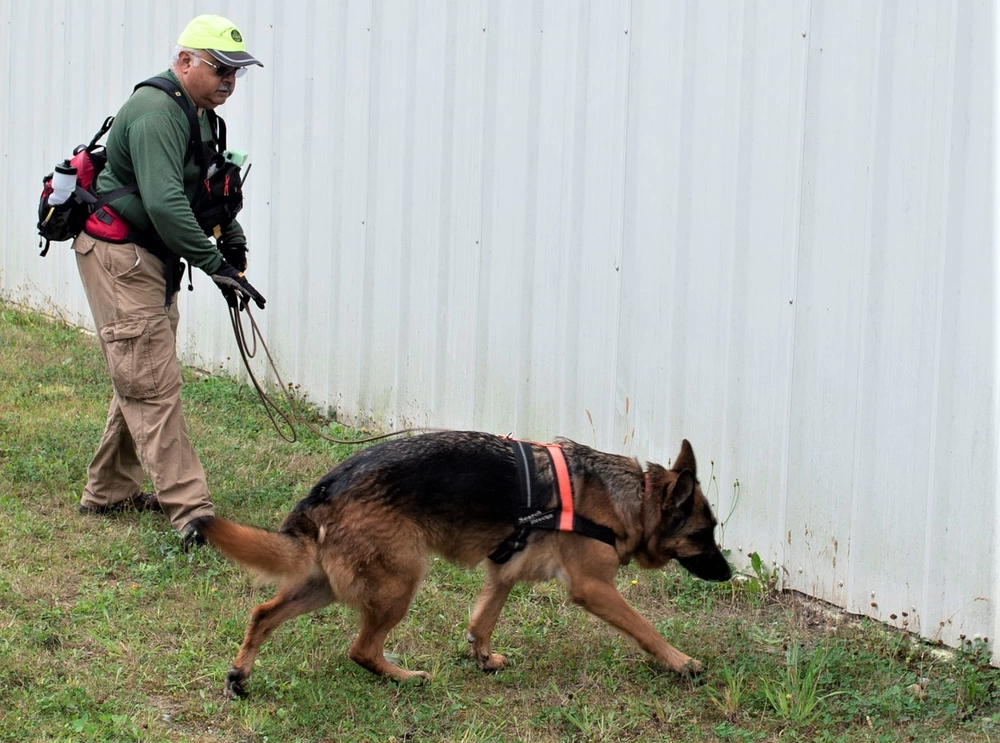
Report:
36,117,137,256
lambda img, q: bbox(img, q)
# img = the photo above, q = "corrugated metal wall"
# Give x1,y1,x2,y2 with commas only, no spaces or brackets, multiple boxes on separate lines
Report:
2,0,996,663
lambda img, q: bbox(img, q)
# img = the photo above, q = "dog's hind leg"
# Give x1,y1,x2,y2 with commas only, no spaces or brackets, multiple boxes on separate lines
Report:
466,563,515,672
347,572,429,682
225,575,334,699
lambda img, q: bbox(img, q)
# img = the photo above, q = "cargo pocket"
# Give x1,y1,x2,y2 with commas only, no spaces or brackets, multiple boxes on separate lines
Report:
72,232,97,256
99,317,160,399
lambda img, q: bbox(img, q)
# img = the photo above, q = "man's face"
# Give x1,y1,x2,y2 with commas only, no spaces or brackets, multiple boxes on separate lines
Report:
177,50,239,110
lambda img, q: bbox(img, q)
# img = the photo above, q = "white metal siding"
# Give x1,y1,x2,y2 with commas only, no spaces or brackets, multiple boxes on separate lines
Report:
2,0,996,663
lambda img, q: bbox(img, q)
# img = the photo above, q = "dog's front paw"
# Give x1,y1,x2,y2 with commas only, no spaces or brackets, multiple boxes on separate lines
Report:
224,667,249,700
395,669,432,683
476,652,508,673
680,657,703,675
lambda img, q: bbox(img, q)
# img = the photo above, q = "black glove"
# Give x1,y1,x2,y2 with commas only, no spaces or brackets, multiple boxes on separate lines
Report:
211,262,266,310
219,241,248,272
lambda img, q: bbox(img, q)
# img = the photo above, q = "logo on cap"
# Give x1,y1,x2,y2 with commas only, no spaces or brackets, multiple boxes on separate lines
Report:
231,29,243,42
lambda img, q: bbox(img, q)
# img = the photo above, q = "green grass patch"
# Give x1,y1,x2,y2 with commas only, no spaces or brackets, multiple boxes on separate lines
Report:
1,301,998,741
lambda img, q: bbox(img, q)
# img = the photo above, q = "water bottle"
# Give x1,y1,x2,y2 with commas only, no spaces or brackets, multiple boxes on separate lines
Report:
49,160,77,205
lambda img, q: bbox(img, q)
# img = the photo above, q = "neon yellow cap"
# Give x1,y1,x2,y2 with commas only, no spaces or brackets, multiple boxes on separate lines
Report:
177,15,263,67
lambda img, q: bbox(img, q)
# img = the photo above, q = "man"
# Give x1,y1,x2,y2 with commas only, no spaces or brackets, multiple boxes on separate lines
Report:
73,15,265,543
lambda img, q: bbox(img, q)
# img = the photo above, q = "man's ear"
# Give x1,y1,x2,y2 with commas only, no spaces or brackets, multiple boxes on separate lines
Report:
668,470,696,518
177,49,196,71
670,439,697,477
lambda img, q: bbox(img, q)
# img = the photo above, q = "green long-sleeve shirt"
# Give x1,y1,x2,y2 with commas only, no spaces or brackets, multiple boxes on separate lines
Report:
95,70,245,274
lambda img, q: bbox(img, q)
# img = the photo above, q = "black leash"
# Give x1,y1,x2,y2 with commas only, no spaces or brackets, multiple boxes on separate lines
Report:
224,300,431,445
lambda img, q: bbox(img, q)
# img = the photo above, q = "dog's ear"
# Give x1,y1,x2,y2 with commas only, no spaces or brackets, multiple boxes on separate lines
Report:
668,469,696,518
670,439,697,477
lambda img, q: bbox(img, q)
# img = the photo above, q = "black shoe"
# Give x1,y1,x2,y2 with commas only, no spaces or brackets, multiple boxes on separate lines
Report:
182,522,206,551
79,492,162,516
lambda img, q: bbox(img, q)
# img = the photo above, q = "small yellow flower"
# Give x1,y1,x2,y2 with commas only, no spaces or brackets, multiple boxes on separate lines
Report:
631,580,638,586
130,583,139,590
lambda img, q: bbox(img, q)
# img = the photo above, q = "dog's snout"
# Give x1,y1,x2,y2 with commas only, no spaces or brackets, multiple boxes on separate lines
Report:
678,551,732,583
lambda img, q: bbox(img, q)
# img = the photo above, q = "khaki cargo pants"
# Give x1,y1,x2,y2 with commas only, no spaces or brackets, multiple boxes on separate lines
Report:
74,233,213,531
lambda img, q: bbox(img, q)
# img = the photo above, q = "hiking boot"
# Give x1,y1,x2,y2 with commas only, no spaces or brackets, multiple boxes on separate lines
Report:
182,522,206,551
79,492,162,516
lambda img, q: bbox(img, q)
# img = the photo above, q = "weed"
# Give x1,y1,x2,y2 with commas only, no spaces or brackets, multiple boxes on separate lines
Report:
761,642,849,727
748,551,779,597
706,664,749,721
953,640,1000,720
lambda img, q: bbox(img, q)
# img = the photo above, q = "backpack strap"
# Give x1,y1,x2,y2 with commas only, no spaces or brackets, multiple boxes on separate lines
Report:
212,112,227,152
134,76,225,175
75,116,116,156
76,183,138,209
85,78,212,217
77,116,140,208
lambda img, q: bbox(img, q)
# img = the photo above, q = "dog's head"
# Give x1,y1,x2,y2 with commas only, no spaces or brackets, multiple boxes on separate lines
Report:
639,440,732,582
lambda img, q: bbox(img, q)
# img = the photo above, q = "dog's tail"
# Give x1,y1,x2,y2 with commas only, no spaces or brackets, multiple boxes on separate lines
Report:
187,515,318,584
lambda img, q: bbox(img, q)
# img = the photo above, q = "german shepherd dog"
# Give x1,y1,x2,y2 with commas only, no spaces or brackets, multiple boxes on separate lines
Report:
189,431,731,699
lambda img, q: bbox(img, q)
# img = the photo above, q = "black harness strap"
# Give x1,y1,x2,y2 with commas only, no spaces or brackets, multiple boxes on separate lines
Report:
489,440,618,564
569,504,621,546
513,439,540,512
489,441,542,564
135,76,224,174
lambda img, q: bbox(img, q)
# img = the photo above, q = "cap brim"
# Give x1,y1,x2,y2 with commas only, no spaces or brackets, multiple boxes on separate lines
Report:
209,49,263,67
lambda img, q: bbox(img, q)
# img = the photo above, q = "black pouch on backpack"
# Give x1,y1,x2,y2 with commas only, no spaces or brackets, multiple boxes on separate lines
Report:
36,184,87,250
191,154,245,239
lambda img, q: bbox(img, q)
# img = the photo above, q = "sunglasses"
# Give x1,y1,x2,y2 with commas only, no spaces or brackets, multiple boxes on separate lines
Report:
193,53,247,79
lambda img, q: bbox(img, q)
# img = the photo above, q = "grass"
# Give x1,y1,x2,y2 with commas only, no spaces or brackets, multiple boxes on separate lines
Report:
1,300,999,742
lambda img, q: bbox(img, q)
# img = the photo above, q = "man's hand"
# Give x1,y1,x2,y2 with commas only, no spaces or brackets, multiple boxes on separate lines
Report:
219,241,248,272
211,262,266,310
